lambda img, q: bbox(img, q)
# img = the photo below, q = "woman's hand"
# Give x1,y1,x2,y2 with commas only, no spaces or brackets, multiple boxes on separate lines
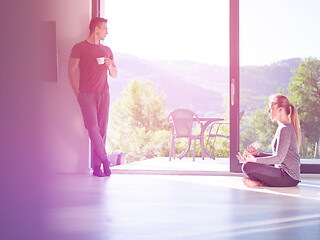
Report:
236,151,257,163
236,152,245,162
246,142,260,156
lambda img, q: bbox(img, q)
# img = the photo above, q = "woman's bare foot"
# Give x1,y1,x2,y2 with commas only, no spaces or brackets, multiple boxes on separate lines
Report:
242,177,263,187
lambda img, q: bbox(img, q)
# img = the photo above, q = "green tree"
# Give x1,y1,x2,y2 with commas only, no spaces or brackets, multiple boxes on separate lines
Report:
108,80,171,162
240,109,277,153
288,58,320,157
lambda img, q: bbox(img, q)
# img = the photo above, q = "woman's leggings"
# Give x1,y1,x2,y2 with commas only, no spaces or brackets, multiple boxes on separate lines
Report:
242,162,300,187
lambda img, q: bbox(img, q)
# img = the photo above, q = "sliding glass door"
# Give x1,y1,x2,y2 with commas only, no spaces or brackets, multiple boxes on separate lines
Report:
230,0,320,173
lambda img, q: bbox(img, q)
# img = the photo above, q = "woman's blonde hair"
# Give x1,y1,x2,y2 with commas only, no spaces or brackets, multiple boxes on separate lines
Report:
269,94,301,148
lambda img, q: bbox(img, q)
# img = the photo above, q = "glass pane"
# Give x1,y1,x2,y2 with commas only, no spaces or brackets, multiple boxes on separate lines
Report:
240,0,320,168
101,0,230,168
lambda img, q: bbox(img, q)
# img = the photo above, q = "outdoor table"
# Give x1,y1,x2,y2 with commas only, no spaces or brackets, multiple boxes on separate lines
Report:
176,117,224,160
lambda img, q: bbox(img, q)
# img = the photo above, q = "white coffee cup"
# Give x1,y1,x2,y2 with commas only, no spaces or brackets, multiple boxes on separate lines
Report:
97,57,105,65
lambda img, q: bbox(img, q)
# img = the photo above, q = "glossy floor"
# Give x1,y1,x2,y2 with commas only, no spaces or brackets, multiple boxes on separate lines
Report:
47,172,320,240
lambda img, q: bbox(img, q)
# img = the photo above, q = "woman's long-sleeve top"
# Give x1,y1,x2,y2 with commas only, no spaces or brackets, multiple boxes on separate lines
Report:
256,123,300,180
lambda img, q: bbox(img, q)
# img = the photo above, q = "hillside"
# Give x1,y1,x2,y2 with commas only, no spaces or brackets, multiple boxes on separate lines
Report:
108,53,301,115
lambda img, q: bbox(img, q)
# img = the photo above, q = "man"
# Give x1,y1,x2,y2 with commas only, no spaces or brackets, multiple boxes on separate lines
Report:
68,17,117,177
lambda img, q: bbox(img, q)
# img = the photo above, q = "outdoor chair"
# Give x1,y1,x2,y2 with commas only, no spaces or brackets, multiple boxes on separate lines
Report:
167,108,204,161
204,111,244,159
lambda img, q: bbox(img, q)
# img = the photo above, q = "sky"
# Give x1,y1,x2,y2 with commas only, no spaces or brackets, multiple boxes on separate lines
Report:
103,0,320,66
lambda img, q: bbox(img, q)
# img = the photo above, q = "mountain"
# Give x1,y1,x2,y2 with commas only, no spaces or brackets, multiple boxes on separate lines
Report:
109,52,301,115
240,58,301,94
240,58,301,112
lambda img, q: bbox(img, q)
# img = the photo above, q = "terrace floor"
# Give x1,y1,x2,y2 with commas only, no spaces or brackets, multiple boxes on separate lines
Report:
111,157,233,175
46,158,320,240
111,157,319,175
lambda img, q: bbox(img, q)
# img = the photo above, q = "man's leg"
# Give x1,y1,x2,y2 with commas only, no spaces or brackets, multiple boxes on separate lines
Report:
77,92,108,176
97,92,109,148
97,92,111,176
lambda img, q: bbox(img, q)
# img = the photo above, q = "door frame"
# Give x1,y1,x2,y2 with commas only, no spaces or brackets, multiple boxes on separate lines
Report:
229,0,241,172
92,0,101,17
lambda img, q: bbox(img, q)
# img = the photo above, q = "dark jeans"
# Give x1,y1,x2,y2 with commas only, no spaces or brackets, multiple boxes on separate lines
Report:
77,92,110,169
242,162,300,187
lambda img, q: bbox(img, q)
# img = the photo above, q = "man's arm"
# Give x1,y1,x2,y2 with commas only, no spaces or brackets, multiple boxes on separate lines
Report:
105,58,118,78
68,57,80,97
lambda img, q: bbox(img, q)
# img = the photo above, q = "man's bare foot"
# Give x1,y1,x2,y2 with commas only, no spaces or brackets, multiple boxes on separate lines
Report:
242,177,262,187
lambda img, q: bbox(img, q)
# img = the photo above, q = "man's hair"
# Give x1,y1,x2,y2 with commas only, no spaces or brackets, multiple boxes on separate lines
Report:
89,17,108,34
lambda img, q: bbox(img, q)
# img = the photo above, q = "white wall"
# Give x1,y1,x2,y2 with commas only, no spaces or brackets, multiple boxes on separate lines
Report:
40,0,92,173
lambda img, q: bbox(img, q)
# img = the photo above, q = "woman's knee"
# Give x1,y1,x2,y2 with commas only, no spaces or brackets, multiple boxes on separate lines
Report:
242,162,255,174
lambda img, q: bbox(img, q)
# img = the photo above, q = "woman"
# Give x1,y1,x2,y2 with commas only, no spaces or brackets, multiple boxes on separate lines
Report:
237,94,301,187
